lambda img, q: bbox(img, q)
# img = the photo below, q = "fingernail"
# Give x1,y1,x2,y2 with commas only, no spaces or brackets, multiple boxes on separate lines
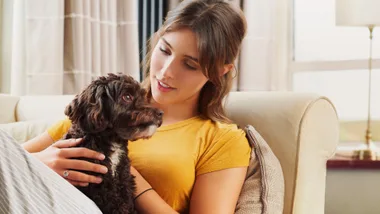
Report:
75,138,82,143
101,167,108,173
98,154,105,160
96,177,103,183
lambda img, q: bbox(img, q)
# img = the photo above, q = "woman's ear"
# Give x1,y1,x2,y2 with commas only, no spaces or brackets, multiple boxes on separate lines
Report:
220,64,234,76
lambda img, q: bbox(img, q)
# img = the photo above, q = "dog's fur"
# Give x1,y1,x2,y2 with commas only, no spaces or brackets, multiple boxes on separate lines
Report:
63,73,163,214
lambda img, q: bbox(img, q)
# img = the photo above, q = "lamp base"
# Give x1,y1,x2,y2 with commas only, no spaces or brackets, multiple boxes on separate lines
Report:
352,148,378,160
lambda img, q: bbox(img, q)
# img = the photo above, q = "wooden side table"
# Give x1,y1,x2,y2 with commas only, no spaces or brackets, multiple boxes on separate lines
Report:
327,155,380,169
325,155,380,214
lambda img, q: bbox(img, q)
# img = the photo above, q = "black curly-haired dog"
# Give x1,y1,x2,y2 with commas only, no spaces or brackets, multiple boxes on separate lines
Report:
63,73,163,214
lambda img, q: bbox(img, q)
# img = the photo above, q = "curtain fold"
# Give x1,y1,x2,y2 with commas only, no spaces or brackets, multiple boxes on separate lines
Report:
63,0,139,94
238,0,290,91
9,0,139,95
0,0,13,94
4,0,289,95
0,0,7,93
138,0,166,81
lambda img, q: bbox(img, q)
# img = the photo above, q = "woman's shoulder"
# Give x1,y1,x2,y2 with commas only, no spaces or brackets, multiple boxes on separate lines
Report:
197,116,242,132
196,117,247,144
195,118,251,175
47,117,72,142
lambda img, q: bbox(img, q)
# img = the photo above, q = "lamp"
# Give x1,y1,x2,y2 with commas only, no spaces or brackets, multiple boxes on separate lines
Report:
336,0,380,160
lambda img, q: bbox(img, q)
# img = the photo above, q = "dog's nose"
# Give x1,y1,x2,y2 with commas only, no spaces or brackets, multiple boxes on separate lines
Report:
157,110,164,117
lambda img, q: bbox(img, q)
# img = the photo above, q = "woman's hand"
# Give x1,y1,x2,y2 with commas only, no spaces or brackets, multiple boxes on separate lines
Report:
32,138,108,187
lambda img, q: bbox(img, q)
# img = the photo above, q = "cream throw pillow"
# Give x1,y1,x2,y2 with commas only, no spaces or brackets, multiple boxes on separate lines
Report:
0,120,57,144
235,125,285,214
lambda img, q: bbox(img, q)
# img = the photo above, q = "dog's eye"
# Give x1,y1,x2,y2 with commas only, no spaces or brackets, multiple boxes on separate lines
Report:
122,94,133,102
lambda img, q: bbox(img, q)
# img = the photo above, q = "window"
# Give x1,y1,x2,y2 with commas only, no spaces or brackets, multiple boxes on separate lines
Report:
294,0,380,61
291,0,380,141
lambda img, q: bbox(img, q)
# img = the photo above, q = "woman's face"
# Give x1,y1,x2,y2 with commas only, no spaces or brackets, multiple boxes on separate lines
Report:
149,28,208,106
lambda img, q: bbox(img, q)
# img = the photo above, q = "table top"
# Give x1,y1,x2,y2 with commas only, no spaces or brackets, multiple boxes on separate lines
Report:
327,154,380,169
327,142,380,169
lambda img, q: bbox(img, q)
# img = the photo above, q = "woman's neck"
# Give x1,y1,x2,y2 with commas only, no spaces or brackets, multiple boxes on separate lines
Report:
153,99,199,126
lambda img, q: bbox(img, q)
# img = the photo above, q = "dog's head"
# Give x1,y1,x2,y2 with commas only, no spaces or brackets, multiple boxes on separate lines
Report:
64,73,163,141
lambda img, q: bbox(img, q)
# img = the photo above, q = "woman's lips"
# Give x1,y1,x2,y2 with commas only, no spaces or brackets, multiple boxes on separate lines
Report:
157,80,175,92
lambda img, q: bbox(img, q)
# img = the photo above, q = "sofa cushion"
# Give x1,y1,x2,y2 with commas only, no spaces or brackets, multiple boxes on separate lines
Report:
15,95,74,122
0,120,57,144
235,125,284,214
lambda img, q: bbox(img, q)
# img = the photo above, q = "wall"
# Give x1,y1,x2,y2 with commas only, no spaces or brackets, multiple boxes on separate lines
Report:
325,169,380,214
0,0,12,94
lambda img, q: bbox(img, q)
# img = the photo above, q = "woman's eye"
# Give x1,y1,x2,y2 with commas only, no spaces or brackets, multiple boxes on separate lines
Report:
185,63,197,70
184,60,198,70
159,47,170,55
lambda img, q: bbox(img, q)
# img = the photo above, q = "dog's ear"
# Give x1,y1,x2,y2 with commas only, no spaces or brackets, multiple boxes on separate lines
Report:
84,85,111,132
65,84,111,133
64,95,81,122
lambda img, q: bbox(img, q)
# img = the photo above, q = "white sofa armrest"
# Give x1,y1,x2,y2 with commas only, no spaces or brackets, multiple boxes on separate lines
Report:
225,92,339,214
0,94,20,123
0,95,75,143
15,95,74,121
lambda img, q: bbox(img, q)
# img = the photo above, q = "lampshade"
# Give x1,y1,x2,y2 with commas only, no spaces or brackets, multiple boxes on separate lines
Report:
336,0,380,26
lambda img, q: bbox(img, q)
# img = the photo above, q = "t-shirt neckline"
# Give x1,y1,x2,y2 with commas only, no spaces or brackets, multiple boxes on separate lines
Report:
157,115,202,132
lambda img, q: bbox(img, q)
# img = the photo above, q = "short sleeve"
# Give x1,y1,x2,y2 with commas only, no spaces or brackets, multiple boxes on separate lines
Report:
196,126,251,176
47,118,72,142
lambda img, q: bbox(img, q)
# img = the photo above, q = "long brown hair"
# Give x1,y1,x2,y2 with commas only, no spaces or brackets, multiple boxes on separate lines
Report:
142,0,247,123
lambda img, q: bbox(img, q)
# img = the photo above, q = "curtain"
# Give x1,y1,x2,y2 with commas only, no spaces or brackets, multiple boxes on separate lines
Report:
138,0,167,81
167,0,181,11
0,0,2,92
238,0,290,91
0,0,12,94
3,0,290,95
7,0,139,95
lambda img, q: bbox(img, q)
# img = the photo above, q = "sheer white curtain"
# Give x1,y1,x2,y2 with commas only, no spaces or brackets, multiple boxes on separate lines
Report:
5,0,139,95
0,0,12,94
238,0,291,91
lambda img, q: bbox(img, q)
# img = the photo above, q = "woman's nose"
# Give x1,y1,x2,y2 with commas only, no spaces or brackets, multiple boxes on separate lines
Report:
160,58,176,78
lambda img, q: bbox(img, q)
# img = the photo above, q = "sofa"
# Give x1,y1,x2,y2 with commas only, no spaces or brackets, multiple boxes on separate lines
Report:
0,91,339,214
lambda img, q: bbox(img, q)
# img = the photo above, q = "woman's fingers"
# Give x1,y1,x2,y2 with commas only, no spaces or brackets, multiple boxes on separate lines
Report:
67,180,89,187
52,138,105,161
60,170,103,184
59,159,108,174
59,147,106,161
53,138,83,148
35,138,109,186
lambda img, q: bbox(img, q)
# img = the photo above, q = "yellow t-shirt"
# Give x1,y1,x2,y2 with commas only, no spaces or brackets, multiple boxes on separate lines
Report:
47,116,251,213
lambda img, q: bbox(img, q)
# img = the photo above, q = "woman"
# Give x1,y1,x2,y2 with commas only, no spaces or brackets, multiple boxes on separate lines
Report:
23,0,251,213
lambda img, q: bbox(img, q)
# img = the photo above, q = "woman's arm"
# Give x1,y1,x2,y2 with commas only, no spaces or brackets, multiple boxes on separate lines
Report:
189,167,247,214
131,166,247,214
131,166,179,214
22,131,55,153
22,131,108,186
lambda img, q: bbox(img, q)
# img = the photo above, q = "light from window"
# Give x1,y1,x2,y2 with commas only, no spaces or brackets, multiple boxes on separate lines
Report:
294,0,380,61
293,70,380,121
